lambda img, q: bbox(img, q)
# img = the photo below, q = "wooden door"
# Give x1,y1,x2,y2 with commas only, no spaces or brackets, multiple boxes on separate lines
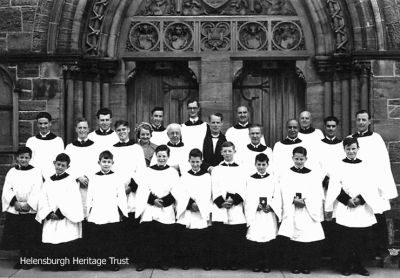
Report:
233,61,305,147
127,61,199,135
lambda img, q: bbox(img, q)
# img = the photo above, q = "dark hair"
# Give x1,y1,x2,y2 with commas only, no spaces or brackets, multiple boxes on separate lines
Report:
209,112,223,121
255,153,269,163
189,148,203,159
187,99,200,108
17,146,32,157
151,107,164,114
343,137,359,148
114,120,129,129
36,112,52,121
286,118,298,126
96,108,112,118
249,124,263,132
55,153,71,165
293,146,307,156
355,109,370,119
99,150,113,161
221,141,235,150
155,144,170,156
74,117,88,127
323,116,339,125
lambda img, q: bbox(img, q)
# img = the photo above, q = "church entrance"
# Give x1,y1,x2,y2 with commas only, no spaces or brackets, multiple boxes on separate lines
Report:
126,61,199,134
233,61,306,146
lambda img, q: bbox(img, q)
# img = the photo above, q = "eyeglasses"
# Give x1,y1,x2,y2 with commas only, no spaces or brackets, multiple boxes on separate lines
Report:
188,107,199,110
288,126,298,129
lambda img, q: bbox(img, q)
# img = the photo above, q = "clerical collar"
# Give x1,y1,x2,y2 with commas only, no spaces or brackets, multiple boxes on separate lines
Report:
152,125,166,132
95,128,114,136
114,139,135,147
211,133,221,138
150,164,170,171
50,172,69,181
167,141,184,147
299,126,315,134
95,170,114,175
72,138,94,147
35,132,57,140
247,143,267,152
15,165,34,171
281,137,302,145
290,166,311,174
251,172,270,179
221,161,239,167
233,122,250,129
343,157,362,164
353,130,373,138
321,137,342,145
188,168,207,176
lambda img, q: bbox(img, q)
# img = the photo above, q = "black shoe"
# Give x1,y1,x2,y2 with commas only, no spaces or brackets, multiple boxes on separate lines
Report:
159,264,169,271
355,266,369,276
252,267,261,272
262,267,271,273
109,263,120,271
221,265,229,270
13,262,22,269
203,266,212,271
136,263,146,271
21,264,33,270
341,270,351,276
229,265,239,270
291,268,300,274
301,269,311,274
181,265,190,270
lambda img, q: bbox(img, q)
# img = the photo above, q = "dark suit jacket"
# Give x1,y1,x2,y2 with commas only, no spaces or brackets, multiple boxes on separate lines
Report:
202,129,227,168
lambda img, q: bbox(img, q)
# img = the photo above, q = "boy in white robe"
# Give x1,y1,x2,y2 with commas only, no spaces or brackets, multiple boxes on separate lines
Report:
245,153,281,273
211,141,247,270
87,107,119,153
325,137,381,276
175,148,212,270
36,153,84,270
278,146,325,274
86,150,128,271
1,147,42,270
135,145,179,271
26,112,64,180
181,99,208,151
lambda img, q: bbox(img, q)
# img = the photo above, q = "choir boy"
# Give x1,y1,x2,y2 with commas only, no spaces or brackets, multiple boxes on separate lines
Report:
181,99,208,151
135,145,179,271
150,107,169,146
26,112,64,179
278,146,325,274
245,153,281,273
36,153,84,270
211,141,247,270
86,150,128,271
325,137,381,276
1,147,42,270
175,148,212,270
88,107,119,153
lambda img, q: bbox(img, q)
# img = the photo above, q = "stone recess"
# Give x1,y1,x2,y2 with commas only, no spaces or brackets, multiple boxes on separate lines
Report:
32,79,60,99
0,8,22,32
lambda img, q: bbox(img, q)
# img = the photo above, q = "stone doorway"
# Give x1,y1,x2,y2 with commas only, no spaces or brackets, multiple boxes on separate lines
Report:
233,60,305,147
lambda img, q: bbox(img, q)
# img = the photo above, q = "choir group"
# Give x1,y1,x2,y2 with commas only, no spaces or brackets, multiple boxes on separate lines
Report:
1,100,398,276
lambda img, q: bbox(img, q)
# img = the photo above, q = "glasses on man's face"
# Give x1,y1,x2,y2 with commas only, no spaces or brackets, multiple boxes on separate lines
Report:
188,107,199,110
288,126,298,129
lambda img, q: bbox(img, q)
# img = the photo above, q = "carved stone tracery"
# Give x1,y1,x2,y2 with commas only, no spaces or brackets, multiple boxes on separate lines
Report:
201,22,231,51
325,0,349,53
238,22,268,50
85,0,110,56
164,22,194,51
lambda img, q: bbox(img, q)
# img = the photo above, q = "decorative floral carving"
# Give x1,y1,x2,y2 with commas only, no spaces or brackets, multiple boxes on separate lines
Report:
200,22,231,51
164,22,194,51
253,0,296,15
272,21,303,50
238,22,268,50
128,22,160,51
139,0,176,16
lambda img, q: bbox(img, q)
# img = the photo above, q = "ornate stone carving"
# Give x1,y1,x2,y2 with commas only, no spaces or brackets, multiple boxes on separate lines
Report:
272,21,303,50
164,22,194,51
139,0,176,16
85,0,110,56
238,22,268,50
127,22,160,51
254,0,296,15
325,0,349,53
200,22,231,51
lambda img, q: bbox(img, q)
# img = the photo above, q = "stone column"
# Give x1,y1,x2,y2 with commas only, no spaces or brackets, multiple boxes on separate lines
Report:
63,66,76,143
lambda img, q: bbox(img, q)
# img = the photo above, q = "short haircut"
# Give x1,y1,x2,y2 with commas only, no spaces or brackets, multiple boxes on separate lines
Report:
155,144,170,156
17,146,32,157
286,118,298,126
166,123,181,134
114,120,129,129
255,153,269,163
249,124,263,132
324,116,339,125
96,107,112,118
55,153,71,165
221,141,235,150
187,99,200,107
74,117,88,127
293,146,307,156
343,137,359,148
36,112,52,121
209,112,223,121
237,105,248,112
99,150,113,161
355,109,370,119
189,148,203,159
151,106,164,114
136,122,153,138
